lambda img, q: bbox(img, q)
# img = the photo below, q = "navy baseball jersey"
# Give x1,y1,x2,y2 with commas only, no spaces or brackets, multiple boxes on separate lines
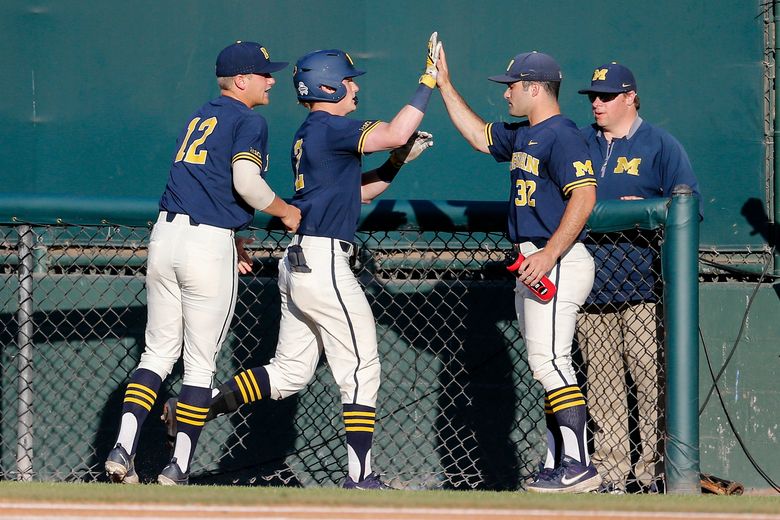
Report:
290,111,381,243
159,95,270,230
487,115,597,244
581,117,701,304
580,118,699,204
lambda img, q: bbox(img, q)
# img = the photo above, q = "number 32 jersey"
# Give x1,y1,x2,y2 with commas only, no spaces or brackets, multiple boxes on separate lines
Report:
487,114,597,243
159,95,270,230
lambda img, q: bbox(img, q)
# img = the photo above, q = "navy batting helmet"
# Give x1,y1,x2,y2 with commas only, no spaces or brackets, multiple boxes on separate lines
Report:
293,49,365,103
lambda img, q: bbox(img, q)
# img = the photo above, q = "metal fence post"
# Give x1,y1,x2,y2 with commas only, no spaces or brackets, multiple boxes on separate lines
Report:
16,225,35,481
662,186,701,494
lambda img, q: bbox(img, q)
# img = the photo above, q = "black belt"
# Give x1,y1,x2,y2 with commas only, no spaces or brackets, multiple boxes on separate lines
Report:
163,212,199,227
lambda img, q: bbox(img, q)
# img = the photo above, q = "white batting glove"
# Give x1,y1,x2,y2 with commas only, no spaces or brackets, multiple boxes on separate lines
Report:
390,131,434,167
419,32,442,88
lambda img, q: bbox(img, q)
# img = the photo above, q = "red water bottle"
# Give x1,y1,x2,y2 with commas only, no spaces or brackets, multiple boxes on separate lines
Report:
505,251,557,302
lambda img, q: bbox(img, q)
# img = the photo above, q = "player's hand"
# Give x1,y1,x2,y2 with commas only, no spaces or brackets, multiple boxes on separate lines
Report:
435,45,450,88
518,249,556,287
390,131,434,167
281,204,302,234
235,236,254,274
419,31,442,89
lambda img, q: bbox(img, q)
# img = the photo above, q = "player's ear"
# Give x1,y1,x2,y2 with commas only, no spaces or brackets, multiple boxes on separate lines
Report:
234,74,247,92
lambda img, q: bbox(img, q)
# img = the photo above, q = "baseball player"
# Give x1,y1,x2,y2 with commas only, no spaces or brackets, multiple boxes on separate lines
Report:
162,34,439,489
435,45,601,493
104,41,301,486
575,62,700,493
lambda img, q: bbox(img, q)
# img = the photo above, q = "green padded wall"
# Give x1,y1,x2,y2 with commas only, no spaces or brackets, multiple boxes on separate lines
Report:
0,1,768,248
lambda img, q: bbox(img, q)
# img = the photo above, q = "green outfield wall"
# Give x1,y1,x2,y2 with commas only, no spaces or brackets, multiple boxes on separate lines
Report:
0,0,769,248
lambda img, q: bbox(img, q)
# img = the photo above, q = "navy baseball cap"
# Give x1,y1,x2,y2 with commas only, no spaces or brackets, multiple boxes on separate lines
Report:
488,51,562,84
578,62,637,94
215,41,288,77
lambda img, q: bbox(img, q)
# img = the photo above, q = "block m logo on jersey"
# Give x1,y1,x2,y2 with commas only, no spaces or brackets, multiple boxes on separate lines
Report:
592,68,608,81
614,157,642,175
573,160,594,177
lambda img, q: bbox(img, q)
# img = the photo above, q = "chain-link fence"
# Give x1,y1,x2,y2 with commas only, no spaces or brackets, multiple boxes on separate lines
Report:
578,230,665,494
0,209,680,491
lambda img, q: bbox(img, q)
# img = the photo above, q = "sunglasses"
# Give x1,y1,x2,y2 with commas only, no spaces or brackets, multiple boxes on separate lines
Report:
587,92,622,103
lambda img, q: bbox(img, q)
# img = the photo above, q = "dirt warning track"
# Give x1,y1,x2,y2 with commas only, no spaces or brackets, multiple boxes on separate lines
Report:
0,502,779,520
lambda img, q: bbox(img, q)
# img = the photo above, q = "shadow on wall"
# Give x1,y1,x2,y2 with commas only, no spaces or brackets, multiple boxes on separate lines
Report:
741,197,777,249
740,197,780,300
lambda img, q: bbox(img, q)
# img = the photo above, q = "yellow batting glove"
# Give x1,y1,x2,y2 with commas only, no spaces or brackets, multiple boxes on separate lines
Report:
419,31,442,88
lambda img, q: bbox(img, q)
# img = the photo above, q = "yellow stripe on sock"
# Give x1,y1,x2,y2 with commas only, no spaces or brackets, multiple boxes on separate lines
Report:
345,427,374,432
343,411,376,418
240,372,256,402
246,370,262,400
234,375,249,403
176,402,209,413
125,389,154,405
344,419,375,426
176,409,207,421
127,383,157,400
550,391,585,408
176,416,206,427
547,386,580,400
123,397,152,411
551,400,587,413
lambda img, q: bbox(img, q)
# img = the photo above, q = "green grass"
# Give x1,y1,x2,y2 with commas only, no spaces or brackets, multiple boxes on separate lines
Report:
0,482,777,515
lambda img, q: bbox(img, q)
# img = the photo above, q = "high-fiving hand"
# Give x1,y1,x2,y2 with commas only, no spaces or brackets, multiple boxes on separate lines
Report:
419,31,442,88
390,131,434,167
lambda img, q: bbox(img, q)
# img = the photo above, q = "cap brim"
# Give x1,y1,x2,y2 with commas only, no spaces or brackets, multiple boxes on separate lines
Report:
260,61,289,73
488,74,519,84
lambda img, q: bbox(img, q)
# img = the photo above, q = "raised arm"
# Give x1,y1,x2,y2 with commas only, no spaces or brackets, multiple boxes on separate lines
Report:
362,32,442,153
436,45,490,154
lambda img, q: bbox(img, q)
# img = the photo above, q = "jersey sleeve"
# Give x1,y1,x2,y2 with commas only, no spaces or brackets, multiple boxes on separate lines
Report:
486,121,529,162
232,114,269,172
549,127,597,197
658,132,702,216
326,117,382,154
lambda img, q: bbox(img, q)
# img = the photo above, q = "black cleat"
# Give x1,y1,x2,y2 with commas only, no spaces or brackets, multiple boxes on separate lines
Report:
158,457,189,486
342,472,394,490
105,443,139,484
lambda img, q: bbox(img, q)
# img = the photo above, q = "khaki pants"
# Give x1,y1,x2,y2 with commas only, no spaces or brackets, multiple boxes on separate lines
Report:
577,302,661,489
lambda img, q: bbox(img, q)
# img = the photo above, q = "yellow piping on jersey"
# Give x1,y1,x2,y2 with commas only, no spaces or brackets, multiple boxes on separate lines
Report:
562,178,597,196
232,152,263,169
484,123,494,147
357,121,382,154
